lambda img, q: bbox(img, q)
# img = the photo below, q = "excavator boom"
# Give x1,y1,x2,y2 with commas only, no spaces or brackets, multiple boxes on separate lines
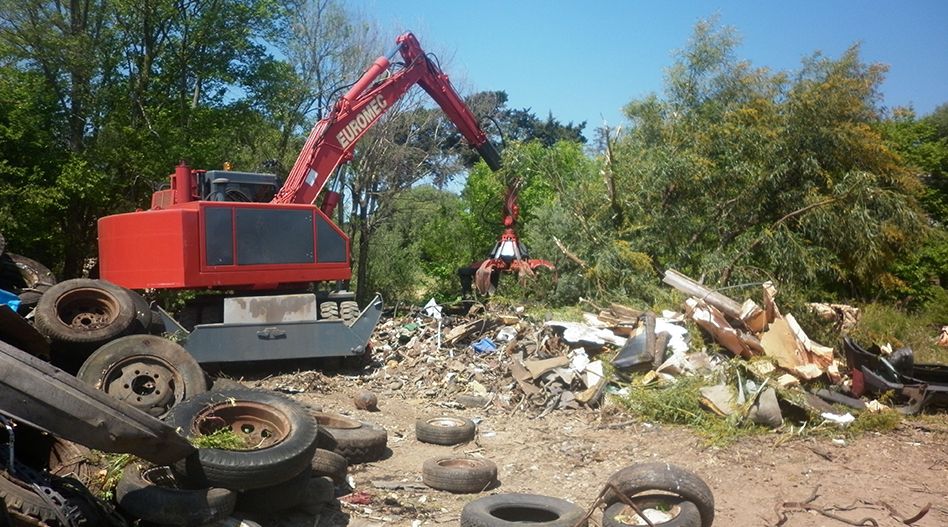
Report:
275,32,500,206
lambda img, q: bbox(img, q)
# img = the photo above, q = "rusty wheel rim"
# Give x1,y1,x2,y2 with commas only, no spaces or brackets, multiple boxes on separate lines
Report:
102,356,182,417
312,412,361,430
194,401,291,450
55,287,120,331
428,417,466,428
437,458,480,469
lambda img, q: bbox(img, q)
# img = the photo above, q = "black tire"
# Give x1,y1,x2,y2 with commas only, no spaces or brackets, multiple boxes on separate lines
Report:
319,301,339,320
603,496,702,527
124,288,153,333
34,278,137,347
310,411,387,464
116,462,236,526
307,475,335,504
77,335,207,418
422,456,497,494
311,448,348,484
604,463,714,527
210,377,251,392
0,465,102,525
460,493,585,526
416,416,476,445
48,439,99,492
340,300,359,323
236,467,311,514
8,253,56,307
166,389,319,490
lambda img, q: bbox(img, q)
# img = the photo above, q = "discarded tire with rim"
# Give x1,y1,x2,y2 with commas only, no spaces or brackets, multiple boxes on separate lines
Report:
459,492,586,527
78,334,207,417
34,278,137,347
602,496,702,527
416,416,476,445
422,456,497,494
310,410,387,463
116,463,236,526
604,463,714,527
167,389,319,490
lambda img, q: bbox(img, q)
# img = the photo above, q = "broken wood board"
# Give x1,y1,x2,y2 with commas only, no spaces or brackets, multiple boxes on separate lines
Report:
609,302,643,321
762,281,779,323
685,298,751,358
523,356,570,379
444,319,496,346
664,269,744,320
509,359,542,396
785,313,834,368
740,299,767,333
759,316,807,370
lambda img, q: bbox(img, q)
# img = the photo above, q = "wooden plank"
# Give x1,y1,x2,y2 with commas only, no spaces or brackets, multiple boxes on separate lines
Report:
663,269,743,320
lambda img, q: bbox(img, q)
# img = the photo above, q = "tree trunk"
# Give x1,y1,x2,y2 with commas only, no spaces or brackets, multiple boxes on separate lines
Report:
354,207,371,305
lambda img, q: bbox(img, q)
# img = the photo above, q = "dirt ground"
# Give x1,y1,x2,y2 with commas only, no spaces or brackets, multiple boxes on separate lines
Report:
225,369,948,527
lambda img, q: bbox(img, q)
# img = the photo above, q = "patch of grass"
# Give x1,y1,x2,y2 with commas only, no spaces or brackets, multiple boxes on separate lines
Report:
848,409,902,435
191,428,249,450
612,374,764,446
849,302,946,364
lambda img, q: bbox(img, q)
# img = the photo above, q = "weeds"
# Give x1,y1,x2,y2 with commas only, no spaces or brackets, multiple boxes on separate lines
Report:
612,374,764,446
850,302,947,364
191,428,249,450
612,360,909,446
93,453,134,500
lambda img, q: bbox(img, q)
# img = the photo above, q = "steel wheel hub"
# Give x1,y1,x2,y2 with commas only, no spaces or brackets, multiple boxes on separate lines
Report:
103,358,180,416
55,288,119,331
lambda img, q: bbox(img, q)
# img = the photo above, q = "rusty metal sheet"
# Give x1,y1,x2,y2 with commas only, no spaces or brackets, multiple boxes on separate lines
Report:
0,339,194,464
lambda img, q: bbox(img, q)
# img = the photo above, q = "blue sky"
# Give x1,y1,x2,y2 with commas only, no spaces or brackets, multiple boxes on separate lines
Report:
350,0,948,134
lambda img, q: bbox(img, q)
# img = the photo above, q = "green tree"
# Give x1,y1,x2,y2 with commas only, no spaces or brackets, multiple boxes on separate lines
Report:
602,19,927,299
0,0,290,276
879,106,948,303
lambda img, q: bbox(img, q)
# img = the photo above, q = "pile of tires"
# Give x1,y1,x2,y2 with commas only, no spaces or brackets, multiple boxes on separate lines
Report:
113,389,345,525
415,415,498,494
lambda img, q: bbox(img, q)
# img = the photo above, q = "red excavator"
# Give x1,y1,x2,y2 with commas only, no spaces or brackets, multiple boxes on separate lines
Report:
97,33,545,363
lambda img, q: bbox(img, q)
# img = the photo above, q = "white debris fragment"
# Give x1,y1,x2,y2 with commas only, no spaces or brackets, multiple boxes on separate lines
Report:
821,412,856,427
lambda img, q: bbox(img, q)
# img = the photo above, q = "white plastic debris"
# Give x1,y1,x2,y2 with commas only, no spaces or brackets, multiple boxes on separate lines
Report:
821,412,856,427
568,348,591,373
655,318,689,354
545,321,627,346
423,298,442,320
495,325,518,342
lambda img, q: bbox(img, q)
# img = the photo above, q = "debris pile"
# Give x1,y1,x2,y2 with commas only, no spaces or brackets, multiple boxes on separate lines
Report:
363,303,648,414
358,268,946,427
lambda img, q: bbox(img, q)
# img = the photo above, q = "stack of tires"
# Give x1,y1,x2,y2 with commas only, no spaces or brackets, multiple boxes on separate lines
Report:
114,389,341,525
415,415,500,494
